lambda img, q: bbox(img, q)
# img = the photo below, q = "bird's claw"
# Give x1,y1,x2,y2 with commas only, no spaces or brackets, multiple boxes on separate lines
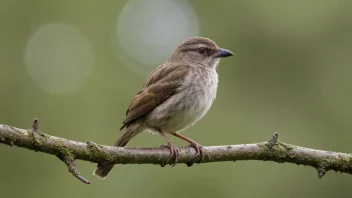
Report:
186,143,205,167
164,143,179,167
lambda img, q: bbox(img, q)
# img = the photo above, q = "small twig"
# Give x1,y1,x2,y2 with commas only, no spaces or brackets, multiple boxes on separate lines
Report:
317,168,327,178
59,155,90,184
266,132,279,147
32,118,39,134
30,118,41,151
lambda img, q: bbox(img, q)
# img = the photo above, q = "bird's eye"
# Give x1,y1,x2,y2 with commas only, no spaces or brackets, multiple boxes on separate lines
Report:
197,47,207,55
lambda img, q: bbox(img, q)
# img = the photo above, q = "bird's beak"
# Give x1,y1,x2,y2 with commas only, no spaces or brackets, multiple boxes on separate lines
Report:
215,48,234,58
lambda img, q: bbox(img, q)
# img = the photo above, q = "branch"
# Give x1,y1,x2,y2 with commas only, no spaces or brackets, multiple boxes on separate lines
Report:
1,119,352,184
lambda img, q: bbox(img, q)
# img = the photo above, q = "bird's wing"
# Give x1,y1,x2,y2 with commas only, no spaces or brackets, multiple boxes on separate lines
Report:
121,64,190,129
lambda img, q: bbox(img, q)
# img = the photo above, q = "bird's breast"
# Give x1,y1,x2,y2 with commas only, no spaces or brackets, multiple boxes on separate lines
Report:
182,67,218,111
145,68,218,133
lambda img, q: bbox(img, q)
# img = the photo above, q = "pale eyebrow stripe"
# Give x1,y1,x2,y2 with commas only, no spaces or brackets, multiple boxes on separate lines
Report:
182,43,208,51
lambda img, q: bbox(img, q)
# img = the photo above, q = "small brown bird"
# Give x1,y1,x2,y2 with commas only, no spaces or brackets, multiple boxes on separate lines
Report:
94,37,233,179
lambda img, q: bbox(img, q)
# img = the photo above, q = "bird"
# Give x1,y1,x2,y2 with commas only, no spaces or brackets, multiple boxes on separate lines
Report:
94,37,233,179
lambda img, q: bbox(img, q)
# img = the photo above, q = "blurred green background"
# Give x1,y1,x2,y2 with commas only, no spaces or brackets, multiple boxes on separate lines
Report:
1,0,352,197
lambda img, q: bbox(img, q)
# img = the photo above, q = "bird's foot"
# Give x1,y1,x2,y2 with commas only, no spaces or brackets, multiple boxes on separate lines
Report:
186,143,205,167
163,142,179,167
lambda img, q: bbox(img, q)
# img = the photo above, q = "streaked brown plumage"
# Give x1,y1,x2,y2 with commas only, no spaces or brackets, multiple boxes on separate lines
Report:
121,64,189,129
94,37,233,179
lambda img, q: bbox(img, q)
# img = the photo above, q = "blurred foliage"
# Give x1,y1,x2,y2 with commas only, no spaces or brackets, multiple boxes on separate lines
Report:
1,0,352,198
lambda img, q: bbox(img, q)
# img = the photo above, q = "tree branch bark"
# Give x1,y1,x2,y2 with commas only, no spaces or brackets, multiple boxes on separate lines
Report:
1,119,351,184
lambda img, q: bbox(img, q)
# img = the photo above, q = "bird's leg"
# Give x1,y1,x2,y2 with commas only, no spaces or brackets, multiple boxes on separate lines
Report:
171,133,205,165
157,129,179,167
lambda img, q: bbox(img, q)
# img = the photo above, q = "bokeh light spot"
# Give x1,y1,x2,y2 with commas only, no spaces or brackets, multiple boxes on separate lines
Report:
25,23,94,94
115,0,199,75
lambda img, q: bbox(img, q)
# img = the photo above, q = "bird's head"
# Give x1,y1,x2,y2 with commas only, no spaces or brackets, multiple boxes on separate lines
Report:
168,37,233,68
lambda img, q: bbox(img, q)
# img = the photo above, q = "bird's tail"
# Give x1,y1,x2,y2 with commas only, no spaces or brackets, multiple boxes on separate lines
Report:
93,123,143,179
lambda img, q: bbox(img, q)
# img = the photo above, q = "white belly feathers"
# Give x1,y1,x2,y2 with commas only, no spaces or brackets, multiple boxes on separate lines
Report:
145,67,218,134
